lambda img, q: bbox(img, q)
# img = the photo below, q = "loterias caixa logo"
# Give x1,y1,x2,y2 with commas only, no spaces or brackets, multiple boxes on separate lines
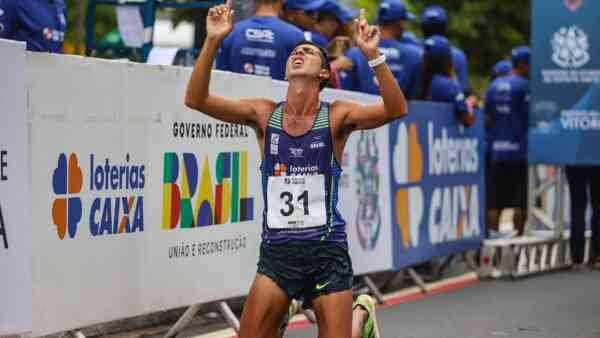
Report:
392,121,481,249
52,153,145,239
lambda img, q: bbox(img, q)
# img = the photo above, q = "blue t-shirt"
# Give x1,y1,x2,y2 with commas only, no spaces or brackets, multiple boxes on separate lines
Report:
216,16,304,81
304,30,328,49
451,45,470,93
427,74,467,115
0,0,66,53
485,74,529,162
342,39,422,99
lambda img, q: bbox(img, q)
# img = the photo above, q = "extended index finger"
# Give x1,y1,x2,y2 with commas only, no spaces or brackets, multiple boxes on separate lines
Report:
226,0,233,8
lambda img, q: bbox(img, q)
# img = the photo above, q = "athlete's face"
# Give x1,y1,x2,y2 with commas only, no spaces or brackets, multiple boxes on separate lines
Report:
285,44,330,83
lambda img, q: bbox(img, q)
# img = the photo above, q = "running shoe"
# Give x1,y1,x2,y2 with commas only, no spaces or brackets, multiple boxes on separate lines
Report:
353,294,380,338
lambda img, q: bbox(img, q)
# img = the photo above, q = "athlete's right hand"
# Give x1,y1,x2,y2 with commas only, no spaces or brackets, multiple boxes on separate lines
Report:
206,0,234,40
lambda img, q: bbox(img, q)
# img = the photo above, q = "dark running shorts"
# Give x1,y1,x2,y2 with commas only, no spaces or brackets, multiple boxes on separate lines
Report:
488,161,528,210
257,240,354,304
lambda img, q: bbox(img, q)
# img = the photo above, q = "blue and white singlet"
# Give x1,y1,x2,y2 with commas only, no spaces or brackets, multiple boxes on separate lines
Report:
260,102,346,243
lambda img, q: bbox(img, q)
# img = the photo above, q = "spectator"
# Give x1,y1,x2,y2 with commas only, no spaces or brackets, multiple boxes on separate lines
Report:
400,31,421,47
421,5,470,94
283,0,328,48
216,0,305,81
420,35,474,127
485,46,530,237
484,60,512,234
315,0,358,89
315,0,357,42
492,59,512,80
336,0,422,99
565,167,600,270
0,0,67,53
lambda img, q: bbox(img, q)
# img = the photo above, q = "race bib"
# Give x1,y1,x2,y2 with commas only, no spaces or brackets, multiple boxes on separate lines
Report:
267,175,327,229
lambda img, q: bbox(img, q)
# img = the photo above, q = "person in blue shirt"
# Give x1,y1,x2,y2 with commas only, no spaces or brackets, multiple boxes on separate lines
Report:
336,0,422,99
492,59,512,80
216,0,305,81
283,0,328,48
420,35,473,127
421,5,470,94
314,0,358,88
485,46,530,237
484,58,512,229
400,31,421,47
0,0,66,53
315,0,357,42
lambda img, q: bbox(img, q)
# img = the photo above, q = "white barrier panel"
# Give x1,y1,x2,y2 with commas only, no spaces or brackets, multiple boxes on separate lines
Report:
27,53,267,336
0,39,32,335
271,83,394,275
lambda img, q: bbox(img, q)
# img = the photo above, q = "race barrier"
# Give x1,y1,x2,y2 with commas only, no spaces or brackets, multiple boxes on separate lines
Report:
0,40,32,336
0,38,484,336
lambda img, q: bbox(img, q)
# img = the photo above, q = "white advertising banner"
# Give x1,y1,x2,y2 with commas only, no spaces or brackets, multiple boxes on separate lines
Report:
339,128,393,274
0,39,32,335
27,54,267,336
272,82,394,274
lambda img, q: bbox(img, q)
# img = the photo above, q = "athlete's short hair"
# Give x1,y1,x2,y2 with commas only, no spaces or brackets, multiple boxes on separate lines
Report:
292,40,331,91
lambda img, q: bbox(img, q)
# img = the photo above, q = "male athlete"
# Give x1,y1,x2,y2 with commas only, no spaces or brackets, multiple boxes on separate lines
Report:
185,2,407,337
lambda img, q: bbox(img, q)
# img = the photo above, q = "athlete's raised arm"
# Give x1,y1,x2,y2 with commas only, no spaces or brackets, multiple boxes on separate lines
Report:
184,2,273,127
336,11,407,131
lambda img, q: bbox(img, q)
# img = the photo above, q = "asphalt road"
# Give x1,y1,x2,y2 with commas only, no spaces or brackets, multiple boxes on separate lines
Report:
286,269,600,338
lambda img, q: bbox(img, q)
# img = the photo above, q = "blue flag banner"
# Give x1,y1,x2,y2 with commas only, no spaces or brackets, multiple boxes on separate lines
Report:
529,0,600,165
388,102,485,269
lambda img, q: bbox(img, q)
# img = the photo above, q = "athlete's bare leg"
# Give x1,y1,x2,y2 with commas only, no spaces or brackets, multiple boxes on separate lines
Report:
351,307,369,338
238,273,291,338
513,208,526,236
487,208,500,233
312,290,353,338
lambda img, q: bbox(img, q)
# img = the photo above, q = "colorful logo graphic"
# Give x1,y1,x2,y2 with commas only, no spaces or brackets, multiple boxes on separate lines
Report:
355,131,382,251
564,0,583,11
51,153,145,239
52,153,83,240
274,163,288,176
162,152,254,229
392,123,424,249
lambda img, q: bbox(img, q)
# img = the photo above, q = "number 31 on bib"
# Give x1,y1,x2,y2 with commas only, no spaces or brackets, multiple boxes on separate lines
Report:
267,175,327,229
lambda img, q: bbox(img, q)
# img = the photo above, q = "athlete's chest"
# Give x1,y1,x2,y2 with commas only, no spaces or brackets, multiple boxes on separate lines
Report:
282,114,317,137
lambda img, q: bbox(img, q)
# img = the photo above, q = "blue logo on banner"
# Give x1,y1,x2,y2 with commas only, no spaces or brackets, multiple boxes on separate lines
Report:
529,0,600,165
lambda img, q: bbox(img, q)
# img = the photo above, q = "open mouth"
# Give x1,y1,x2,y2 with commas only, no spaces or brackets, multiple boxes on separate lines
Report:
292,57,305,67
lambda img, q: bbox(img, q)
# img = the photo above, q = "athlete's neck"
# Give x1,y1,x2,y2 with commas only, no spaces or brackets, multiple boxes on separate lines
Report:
285,80,320,117
255,3,283,17
380,25,401,40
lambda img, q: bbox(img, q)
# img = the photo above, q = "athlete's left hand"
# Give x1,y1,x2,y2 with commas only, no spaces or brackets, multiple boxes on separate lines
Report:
354,9,380,60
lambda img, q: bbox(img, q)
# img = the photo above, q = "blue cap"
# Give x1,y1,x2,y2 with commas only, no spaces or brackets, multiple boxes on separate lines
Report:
511,46,530,66
492,60,512,77
421,5,447,26
423,35,451,57
378,0,415,23
319,0,358,23
284,0,327,12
